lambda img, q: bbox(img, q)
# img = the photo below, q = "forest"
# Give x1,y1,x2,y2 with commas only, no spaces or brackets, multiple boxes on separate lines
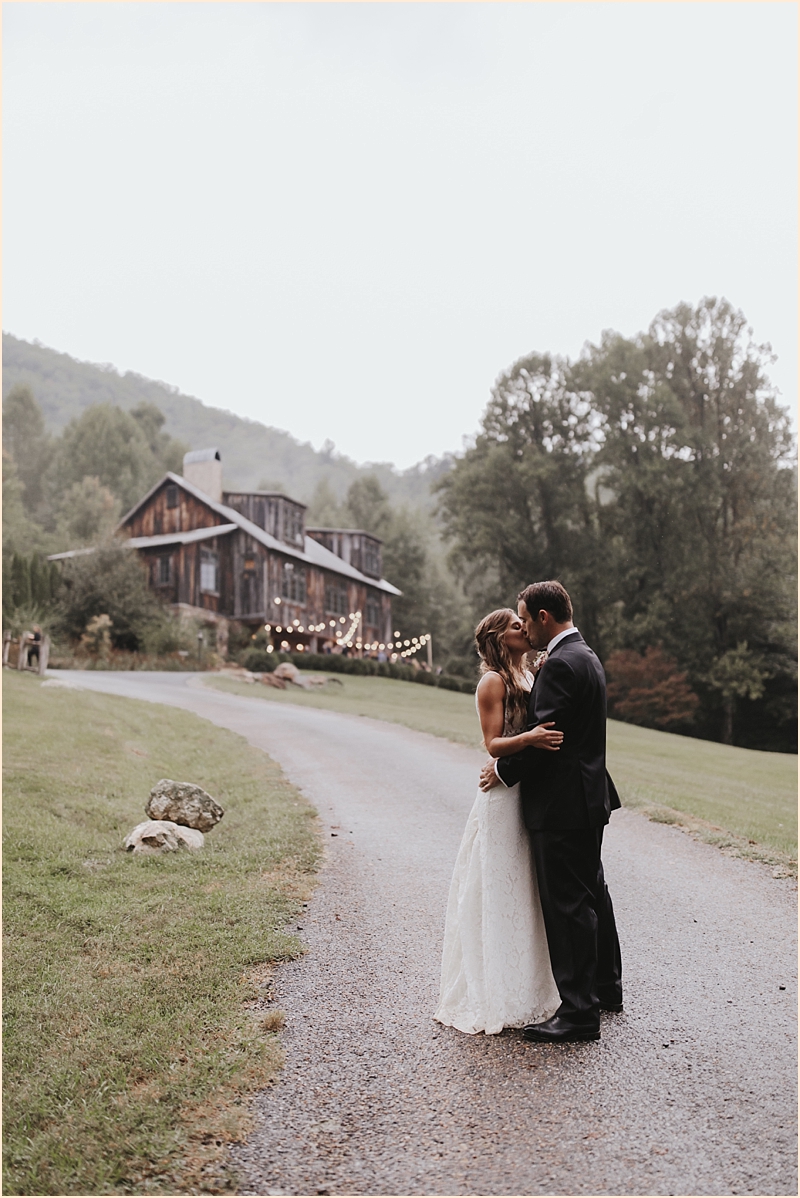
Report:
3,297,796,751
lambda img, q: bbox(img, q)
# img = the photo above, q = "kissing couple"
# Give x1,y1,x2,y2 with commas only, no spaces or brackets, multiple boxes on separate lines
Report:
435,580,623,1043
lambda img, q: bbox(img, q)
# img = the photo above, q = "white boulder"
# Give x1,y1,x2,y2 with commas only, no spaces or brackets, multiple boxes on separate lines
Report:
124,819,205,854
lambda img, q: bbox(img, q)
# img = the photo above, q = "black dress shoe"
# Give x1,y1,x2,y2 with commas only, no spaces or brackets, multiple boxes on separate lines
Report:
600,1001,624,1012
523,1015,600,1043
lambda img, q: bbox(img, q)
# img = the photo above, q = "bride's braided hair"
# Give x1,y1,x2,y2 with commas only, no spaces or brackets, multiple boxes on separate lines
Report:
474,608,531,731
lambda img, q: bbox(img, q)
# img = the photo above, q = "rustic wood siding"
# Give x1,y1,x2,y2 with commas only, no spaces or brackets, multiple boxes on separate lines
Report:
123,478,395,639
223,492,306,549
231,531,269,619
306,530,382,578
125,482,220,539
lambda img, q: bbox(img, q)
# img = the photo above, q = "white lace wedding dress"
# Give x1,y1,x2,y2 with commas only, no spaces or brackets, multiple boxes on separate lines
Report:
434,673,560,1035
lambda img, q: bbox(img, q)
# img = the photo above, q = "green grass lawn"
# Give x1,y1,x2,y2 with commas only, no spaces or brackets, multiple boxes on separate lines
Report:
606,720,796,859
207,673,797,867
3,670,320,1196
209,670,485,745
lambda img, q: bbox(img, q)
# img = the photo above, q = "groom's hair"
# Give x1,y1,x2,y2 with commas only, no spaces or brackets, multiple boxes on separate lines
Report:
518,580,573,624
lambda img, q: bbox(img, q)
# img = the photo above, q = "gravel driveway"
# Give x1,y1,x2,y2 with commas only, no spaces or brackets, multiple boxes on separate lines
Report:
55,672,797,1196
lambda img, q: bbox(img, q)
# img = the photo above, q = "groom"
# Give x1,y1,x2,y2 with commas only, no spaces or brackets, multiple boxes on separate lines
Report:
479,580,623,1043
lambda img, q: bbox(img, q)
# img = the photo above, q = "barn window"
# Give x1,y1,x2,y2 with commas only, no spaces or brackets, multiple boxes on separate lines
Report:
166,485,179,509
157,555,171,586
283,504,304,544
200,550,218,593
365,595,381,628
325,582,349,616
281,562,306,604
362,540,381,577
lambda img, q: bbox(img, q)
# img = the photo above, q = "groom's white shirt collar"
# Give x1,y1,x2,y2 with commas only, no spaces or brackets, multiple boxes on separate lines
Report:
546,627,580,655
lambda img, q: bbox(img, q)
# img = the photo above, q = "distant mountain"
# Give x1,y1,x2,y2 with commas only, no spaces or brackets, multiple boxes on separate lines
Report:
2,333,452,508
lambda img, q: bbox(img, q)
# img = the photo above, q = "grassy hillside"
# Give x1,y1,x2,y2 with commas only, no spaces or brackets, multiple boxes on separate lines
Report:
2,333,448,505
206,673,798,869
3,670,320,1195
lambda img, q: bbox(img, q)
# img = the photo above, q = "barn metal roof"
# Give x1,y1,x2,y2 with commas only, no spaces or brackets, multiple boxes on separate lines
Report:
127,524,238,549
46,524,238,560
47,546,97,561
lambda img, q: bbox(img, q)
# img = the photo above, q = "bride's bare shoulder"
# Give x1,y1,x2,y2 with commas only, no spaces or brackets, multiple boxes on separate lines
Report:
476,671,505,700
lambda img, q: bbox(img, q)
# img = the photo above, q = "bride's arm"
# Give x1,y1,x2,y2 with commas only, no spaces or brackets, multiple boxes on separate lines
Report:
476,674,563,758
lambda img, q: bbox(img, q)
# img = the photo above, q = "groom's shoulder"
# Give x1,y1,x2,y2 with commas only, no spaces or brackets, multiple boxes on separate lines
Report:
554,632,587,658
558,634,600,670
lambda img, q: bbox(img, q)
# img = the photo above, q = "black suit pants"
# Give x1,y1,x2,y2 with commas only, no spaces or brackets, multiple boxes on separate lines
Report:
529,826,622,1027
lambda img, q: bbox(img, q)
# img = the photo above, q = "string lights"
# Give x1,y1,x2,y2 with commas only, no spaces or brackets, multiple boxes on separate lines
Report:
264,617,432,661
390,633,431,660
335,611,362,649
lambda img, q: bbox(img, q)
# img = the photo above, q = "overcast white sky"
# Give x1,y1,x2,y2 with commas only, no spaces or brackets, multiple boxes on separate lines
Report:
3,2,797,468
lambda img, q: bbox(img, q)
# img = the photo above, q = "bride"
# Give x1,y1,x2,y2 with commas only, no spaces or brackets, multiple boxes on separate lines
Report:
434,608,562,1035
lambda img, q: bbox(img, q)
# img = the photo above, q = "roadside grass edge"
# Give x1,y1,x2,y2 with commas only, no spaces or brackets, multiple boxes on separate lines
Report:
3,671,323,1195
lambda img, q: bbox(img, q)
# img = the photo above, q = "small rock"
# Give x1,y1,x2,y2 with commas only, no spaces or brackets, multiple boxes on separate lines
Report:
261,672,287,689
146,778,224,831
272,661,317,689
274,661,300,680
125,819,205,854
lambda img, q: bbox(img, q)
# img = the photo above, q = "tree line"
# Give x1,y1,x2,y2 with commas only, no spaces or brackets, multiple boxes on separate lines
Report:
436,297,797,751
3,386,187,556
4,296,795,750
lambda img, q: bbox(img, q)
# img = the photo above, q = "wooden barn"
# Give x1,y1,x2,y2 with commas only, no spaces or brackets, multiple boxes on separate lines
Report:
51,449,400,655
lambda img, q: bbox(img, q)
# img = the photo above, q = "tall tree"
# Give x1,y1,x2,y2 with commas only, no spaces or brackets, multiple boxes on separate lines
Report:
344,475,393,538
2,451,48,557
437,299,796,747
2,384,53,518
436,353,604,647
329,473,461,652
129,402,187,474
305,478,346,527
53,403,186,514
55,476,120,548
575,296,796,743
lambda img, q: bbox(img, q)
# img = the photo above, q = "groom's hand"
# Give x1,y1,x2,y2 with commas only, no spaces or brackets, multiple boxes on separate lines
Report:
479,759,501,791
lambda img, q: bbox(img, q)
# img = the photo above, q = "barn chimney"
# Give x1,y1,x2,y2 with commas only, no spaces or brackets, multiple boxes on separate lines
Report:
183,448,222,502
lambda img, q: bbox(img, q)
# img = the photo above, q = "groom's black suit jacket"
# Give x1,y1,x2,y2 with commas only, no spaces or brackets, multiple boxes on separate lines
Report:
496,631,621,831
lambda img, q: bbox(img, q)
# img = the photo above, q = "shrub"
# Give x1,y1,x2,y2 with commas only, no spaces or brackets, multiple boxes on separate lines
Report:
438,674,476,694
139,611,196,657
442,655,480,681
268,652,476,694
284,653,420,681
54,542,164,651
413,670,438,686
242,649,278,673
79,613,113,660
3,553,60,626
606,646,700,731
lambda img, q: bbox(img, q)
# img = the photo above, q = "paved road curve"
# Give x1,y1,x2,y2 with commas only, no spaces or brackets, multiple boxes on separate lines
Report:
55,672,797,1196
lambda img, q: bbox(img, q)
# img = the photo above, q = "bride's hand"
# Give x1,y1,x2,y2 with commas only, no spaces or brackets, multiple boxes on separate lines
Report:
524,721,563,751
